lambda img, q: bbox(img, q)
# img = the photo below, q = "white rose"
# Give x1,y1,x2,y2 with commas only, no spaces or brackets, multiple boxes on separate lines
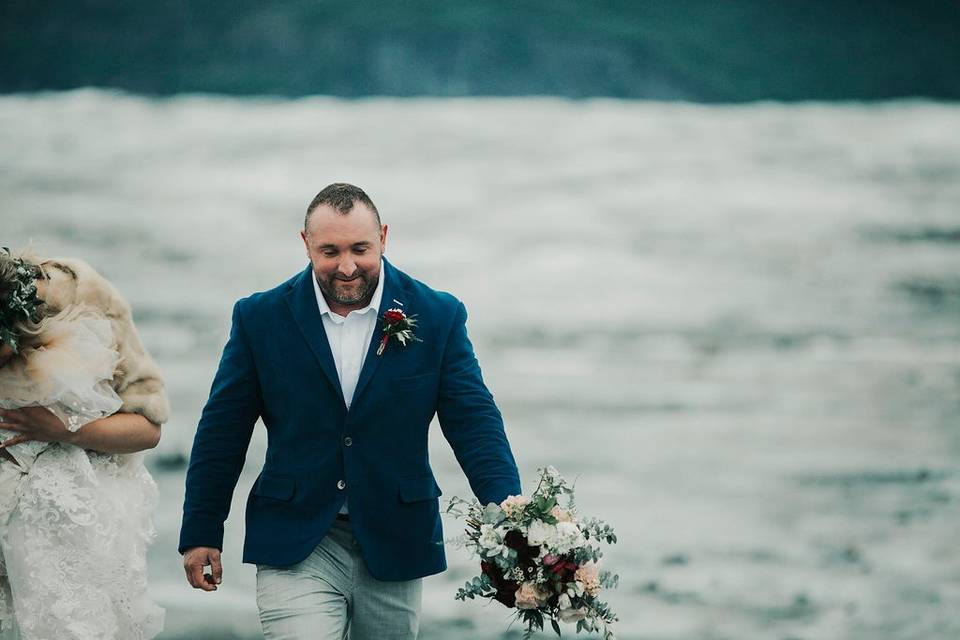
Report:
477,524,506,557
552,521,585,553
525,520,556,547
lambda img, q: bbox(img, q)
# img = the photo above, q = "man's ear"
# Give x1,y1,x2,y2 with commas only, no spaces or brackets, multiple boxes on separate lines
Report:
380,224,389,253
300,230,311,258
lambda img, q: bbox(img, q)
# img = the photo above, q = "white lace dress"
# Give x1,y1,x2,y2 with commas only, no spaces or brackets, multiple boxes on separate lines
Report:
0,314,164,640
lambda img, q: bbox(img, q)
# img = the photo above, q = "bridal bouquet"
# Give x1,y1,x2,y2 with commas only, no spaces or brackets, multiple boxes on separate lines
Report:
445,466,619,639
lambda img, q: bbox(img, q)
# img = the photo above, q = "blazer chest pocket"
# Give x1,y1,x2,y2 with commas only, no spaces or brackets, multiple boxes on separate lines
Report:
391,372,439,391
397,474,443,503
253,473,296,501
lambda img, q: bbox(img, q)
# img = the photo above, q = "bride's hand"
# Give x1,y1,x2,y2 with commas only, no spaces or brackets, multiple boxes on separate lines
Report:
0,409,33,449
0,407,75,446
0,434,30,450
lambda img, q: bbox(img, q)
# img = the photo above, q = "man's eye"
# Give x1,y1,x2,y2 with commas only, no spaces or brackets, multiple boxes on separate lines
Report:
354,247,368,253
322,251,337,257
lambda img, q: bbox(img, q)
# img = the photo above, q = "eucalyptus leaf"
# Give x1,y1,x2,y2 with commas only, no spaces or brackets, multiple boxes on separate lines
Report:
481,502,504,524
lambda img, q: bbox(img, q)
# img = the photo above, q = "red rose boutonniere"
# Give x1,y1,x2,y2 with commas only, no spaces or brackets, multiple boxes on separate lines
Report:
376,308,423,356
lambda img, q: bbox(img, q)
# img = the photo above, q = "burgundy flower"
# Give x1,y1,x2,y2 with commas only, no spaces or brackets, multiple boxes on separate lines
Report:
550,560,578,582
503,530,526,551
384,309,406,324
494,585,518,608
377,307,422,355
481,560,502,584
503,529,541,565
481,560,519,608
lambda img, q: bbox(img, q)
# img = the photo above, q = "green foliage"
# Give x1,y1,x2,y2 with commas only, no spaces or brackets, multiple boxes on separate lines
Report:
534,494,557,514
519,609,545,639
481,502,505,524
454,574,493,601
0,248,44,353
580,518,617,545
599,572,619,590
443,495,476,519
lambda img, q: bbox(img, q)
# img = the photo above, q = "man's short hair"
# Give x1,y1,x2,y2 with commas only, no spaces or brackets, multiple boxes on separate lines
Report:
305,183,381,231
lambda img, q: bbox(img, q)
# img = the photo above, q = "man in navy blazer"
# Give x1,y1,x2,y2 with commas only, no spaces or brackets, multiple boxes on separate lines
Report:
179,183,521,638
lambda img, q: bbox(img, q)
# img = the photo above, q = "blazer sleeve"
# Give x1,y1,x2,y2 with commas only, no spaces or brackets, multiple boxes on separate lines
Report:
436,300,521,506
178,300,262,553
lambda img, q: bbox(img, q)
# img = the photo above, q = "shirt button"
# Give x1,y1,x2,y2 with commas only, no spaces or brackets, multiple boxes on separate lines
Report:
343,436,353,447
337,479,346,490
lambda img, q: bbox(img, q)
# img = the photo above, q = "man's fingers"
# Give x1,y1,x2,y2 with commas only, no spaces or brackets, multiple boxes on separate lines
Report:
183,550,219,591
183,562,197,588
183,557,198,588
210,551,223,585
188,561,215,591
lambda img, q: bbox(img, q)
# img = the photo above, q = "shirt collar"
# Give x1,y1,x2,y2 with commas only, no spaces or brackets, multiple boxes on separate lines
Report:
312,258,385,321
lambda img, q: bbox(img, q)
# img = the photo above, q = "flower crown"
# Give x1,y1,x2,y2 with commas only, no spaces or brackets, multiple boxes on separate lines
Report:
0,248,45,353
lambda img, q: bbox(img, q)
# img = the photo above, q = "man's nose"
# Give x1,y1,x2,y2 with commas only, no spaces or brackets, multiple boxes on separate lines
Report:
337,259,356,277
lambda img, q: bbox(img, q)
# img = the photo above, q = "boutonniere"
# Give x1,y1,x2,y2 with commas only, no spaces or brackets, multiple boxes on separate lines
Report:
376,308,423,356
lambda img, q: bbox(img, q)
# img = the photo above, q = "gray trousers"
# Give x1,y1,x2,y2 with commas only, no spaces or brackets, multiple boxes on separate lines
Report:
256,518,422,640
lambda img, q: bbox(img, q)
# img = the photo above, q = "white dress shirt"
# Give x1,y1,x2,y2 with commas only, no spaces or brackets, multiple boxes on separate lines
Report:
311,259,385,515
311,259,385,411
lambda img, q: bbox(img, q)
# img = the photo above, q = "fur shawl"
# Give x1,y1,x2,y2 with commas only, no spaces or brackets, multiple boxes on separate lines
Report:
37,257,170,426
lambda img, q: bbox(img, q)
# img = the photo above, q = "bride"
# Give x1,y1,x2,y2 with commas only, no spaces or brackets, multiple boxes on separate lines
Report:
0,249,169,640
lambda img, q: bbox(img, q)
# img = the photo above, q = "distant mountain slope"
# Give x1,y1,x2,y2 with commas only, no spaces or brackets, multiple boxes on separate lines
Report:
2,0,958,100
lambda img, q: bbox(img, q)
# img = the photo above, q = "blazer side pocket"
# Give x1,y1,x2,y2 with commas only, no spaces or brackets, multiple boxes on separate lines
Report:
253,473,296,501
397,474,443,503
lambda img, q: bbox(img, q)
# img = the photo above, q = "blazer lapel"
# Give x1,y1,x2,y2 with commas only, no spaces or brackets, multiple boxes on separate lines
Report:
350,256,405,410
284,265,347,409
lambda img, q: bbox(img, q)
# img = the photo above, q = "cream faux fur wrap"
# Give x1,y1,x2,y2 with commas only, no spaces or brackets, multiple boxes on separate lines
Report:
35,257,170,426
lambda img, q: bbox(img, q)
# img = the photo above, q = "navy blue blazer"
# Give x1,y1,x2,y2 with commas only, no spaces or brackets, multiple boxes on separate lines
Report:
178,257,521,581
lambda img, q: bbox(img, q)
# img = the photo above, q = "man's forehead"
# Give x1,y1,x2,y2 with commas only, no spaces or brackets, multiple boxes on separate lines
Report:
314,239,373,249
306,204,380,234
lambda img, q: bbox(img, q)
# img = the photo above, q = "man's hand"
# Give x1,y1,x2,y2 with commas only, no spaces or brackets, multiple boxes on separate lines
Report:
0,406,75,448
183,546,223,591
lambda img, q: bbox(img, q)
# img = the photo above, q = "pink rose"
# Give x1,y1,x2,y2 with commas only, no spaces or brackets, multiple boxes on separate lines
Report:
499,494,530,518
551,505,574,522
514,582,547,610
574,561,602,597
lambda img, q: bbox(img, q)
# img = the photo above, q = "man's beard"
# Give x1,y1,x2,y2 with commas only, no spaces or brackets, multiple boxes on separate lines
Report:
316,269,378,306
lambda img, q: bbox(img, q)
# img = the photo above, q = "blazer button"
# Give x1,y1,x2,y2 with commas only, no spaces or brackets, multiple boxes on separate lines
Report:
337,479,346,490
343,436,353,447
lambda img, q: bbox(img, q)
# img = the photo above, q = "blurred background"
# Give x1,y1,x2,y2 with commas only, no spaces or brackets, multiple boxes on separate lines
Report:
2,2,959,639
